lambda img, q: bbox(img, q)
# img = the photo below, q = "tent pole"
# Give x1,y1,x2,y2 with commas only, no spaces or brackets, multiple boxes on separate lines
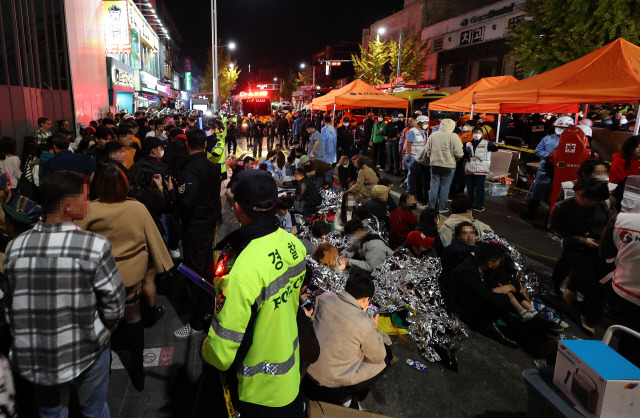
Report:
333,103,336,125
583,104,589,121
496,114,502,143
635,101,640,136
470,103,475,120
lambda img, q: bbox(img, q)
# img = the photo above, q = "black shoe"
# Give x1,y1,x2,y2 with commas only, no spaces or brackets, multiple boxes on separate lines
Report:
479,321,518,348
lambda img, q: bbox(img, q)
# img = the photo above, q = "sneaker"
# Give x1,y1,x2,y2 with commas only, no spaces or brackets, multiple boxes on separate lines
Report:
474,207,485,212
173,324,203,339
169,248,181,259
520,310,538,321
439,208,449,214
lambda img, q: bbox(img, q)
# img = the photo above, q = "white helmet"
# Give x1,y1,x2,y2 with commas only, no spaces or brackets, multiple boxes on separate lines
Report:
416,115,429,123
578,118,593,127
554,116,574,128
577,124,592,137
247,113,253,117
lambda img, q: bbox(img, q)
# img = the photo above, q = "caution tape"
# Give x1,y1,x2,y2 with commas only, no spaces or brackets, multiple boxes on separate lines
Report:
496,143,536,153
220,371,235,418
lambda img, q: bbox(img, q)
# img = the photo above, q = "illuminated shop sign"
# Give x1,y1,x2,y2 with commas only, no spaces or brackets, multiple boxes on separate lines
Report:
104,1,131,54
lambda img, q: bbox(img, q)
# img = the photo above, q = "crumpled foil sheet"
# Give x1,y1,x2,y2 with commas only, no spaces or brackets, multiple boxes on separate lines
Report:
363,216,390,247
318,187,343,214
306,248,468,364
480,232,541,295
325,230,348,252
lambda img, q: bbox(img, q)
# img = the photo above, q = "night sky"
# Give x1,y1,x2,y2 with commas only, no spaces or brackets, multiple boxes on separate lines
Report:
164,0,404,81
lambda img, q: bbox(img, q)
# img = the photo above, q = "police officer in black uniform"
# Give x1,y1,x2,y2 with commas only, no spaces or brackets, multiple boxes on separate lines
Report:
173,128,222,338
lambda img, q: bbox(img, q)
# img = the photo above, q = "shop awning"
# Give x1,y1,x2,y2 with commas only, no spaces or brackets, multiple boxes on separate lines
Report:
311,79,409,110
429,76,519,113
474,38,640,112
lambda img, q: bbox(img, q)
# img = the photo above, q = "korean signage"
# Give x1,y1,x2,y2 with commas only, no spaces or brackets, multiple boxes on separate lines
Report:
156,82,169,95
185,72,192,91
140,71,158,93
184,57,192,72
172,73,180,90
127,0,158,50
433,37,444,52
103,1,131,54
107,57,135,91
460,2,516,26
460,26,485,46
130,27,141,69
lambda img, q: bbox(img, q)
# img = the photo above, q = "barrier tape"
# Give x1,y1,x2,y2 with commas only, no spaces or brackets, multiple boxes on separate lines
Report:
496,143,536,153
220,371,236,418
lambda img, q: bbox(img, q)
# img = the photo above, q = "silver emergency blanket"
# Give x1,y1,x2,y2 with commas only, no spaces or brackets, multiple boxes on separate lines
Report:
306,257,348,293
318,187,343,214
480,231,541,295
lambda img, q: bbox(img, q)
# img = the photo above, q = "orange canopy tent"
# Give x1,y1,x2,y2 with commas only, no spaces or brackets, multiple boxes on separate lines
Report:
474,38,640,114
429,76,519,114
310,79,409,111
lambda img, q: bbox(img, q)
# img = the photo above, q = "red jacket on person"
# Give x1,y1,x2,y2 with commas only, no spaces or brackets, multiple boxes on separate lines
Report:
389,206,418,248
609,152,640,184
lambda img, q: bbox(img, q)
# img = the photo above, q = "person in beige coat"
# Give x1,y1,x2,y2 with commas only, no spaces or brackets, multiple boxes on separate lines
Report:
303,271,387,409
348,157,379,199
76,164,173,392
426,118,464,212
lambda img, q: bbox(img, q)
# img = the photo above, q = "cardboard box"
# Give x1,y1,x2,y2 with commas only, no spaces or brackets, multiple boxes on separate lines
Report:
553,340,640,417
307,400,392,418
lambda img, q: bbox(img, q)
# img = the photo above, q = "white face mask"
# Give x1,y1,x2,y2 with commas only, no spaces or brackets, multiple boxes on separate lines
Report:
462,126,470,132
555,128,565,136
342,164,349,168
473,133,482,140
378,118,383,122
422,124,429,130
343,122,349,126
595,175,609,182
157,149,165,159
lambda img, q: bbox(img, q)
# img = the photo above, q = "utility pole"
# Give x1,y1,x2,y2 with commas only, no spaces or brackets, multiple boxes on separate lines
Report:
396,31,403,77
211,0,218,113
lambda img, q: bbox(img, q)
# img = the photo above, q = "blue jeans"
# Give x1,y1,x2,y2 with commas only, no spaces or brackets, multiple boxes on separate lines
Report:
466,173,487,210
429,166,455,210
386,140,400,171
34,345,111,418
252,137,263,157
314,169,334,189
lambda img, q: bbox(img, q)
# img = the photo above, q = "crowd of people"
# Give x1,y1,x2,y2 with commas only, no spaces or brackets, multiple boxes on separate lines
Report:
0,102,639,417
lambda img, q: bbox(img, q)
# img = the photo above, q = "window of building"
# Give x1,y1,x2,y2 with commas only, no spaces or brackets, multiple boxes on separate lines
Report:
441,62,466,87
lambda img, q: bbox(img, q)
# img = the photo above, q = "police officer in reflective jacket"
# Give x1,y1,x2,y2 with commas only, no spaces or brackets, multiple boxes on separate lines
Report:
202,169,307,417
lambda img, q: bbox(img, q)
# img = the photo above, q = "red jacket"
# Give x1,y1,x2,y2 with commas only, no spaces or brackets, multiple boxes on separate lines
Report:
609,153,640,184
389,206,418,248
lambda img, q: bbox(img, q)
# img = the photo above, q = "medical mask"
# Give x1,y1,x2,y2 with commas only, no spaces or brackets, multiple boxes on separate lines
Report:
555,128,565,136
342,164,349,168
343,122,349,127
595,175,609,182
473,133,482,140
621,117,628,125
157,150,165,158
205,130,212,137
392,118,398,122
462,126,470,132
422,124,429,130
378,118,383,122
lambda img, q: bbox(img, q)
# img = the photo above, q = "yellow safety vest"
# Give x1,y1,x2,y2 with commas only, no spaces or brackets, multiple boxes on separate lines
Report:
207,133,227,174
202,228,307,407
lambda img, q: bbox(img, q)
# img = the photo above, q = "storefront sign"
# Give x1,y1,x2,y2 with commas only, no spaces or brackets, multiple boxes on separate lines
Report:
169,89,179,98
112,67,135,89
184,57,192,72
103,1,131,54
460,26,485,46
140,71,158,93
433,37,444,52
127,0,158,51
185,72,192,91
130,27,141,69
460,2,516,26
172,73,180,90
180,91,188,100
156,82,169,95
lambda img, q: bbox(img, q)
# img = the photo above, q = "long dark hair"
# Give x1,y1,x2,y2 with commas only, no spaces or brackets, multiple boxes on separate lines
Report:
419,207,439,229
340,191,359,224
621,135,640,168
20,136,38,172
128,162,161,199
0,136,18,160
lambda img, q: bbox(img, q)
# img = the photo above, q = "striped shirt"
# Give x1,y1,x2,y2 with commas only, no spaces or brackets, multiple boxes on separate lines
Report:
3,222,125,385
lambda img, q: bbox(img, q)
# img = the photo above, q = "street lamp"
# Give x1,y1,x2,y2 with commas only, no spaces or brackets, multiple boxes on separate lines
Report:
274,77,278,82
229,63,234,69
377,27,386,36
228,42,236,50
300,63,306,69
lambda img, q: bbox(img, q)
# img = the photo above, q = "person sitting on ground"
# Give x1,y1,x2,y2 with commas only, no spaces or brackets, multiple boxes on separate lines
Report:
301,220,331,255
414,208,445,256
293,167,322,217
276,195,298,234
363,185,393,228
334,191,360,232
441,222,477,279
348,157,379,199
340,219,392,272
400,230,436,258
338,155,358,190
447,243,518,348
439,196,492,247
559,159,614,202
389,193,418,248
313,242,346,272
303,271,388,409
